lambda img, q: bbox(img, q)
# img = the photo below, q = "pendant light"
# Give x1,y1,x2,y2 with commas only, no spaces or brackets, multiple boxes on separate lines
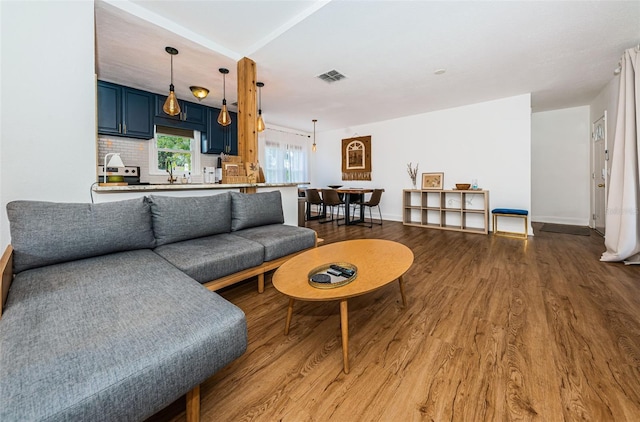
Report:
162,47,181,116
217,68,231,126
312,119,317,152
189,86,209,101
256,82,265,132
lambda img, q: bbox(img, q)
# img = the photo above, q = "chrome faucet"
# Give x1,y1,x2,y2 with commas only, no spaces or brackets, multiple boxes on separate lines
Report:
166,158,177,184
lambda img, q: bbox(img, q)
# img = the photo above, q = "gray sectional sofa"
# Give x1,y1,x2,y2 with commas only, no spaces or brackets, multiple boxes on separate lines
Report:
0,190,317,421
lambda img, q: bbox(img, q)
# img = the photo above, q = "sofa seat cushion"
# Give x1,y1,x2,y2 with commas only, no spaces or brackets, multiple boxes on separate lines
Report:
6,198,156,273
147,193,232,246
233,224,317,261
153,233,264,283
0,249,247,422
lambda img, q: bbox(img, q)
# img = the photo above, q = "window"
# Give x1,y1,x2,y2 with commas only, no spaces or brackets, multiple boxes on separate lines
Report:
260,128,309,183
150,126,201,176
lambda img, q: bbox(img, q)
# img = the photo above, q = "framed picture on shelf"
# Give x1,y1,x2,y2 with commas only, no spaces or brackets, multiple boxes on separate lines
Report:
245,162,260,182
421,172,444,190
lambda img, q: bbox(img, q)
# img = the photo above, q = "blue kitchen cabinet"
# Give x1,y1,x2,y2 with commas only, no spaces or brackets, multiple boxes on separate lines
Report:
202,107,237,155
97,81,154,139
123,88,154,138
97,82,121,136
154,96,207,131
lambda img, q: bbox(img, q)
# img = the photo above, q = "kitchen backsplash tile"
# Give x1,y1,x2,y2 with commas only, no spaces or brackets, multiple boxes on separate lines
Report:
98,136,218,183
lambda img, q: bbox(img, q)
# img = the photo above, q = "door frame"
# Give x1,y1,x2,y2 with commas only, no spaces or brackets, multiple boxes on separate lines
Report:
591,111,608,235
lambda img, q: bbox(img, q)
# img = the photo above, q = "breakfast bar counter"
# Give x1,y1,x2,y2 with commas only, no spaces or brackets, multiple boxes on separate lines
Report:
93,182,301,193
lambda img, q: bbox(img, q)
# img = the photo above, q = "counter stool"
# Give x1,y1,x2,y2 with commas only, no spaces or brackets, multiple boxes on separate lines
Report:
492,208,528,238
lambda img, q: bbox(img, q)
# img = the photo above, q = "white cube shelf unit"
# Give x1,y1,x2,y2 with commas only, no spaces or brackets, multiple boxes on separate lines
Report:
402,189,490,234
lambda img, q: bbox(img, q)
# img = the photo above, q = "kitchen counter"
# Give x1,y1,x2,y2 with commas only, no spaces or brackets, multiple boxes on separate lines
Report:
93,182,303,193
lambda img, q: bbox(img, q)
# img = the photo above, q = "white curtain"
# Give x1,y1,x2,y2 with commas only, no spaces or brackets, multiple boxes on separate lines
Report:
259,128,310,183
601,46,640,264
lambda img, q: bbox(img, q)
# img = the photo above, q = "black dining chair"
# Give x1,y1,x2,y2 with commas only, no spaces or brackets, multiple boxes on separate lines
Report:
358,189,384,227
320,189,345,224
305,188,324,220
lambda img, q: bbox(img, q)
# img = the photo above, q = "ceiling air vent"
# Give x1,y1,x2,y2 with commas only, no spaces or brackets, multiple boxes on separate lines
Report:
317,70,346,83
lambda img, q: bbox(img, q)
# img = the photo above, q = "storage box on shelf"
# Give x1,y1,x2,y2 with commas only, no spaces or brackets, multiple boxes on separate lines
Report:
219,155,262,184
402,189,490,234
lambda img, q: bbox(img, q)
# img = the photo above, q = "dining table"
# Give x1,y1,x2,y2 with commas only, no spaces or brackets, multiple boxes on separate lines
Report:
335,188,374,225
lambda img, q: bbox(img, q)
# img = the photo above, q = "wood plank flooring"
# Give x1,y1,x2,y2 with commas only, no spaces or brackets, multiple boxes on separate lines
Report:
150,220,640,422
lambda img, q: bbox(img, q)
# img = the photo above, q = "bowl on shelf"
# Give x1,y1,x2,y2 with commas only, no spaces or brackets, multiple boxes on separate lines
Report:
327,185,343,189
455,183,471,190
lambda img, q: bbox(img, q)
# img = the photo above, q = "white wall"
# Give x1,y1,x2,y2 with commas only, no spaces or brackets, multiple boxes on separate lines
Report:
531,106,591,225
310,94,532,234
0,1,97,249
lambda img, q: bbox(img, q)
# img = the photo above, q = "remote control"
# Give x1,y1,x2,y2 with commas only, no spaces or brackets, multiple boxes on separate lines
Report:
326,269,343,277
330,265,354,277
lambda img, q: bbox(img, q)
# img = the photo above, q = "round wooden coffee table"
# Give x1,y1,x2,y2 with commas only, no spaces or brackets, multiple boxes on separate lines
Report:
272,239,414,373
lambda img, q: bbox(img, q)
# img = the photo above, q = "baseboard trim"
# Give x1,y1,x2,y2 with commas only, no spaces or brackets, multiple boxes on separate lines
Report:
531,216,590,226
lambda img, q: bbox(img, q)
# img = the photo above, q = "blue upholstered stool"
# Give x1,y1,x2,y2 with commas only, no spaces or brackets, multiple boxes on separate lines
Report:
492,208,528,238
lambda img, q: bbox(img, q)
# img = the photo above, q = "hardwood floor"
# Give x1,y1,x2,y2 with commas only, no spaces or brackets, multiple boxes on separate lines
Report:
153,220,640,422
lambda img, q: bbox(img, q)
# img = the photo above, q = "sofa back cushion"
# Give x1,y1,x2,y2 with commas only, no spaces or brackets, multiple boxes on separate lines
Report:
7,198,156,274
230,191,284,231
147,193,232,246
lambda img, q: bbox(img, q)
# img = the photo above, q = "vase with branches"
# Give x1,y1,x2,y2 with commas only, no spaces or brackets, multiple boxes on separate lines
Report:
407,162,419,189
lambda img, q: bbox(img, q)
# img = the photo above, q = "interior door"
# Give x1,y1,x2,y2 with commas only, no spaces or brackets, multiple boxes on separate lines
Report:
592,113,607,235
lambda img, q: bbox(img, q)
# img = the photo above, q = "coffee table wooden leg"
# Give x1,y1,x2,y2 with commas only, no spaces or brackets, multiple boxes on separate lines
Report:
398,276,407,308
340,299,349,374
284,298,295,335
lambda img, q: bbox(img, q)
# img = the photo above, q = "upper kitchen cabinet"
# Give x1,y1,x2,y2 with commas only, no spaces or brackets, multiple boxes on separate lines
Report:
154,96,206,131
202,107,238,155
97,81,154,139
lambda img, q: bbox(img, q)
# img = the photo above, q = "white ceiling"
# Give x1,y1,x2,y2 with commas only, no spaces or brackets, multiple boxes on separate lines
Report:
95,0,640,132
